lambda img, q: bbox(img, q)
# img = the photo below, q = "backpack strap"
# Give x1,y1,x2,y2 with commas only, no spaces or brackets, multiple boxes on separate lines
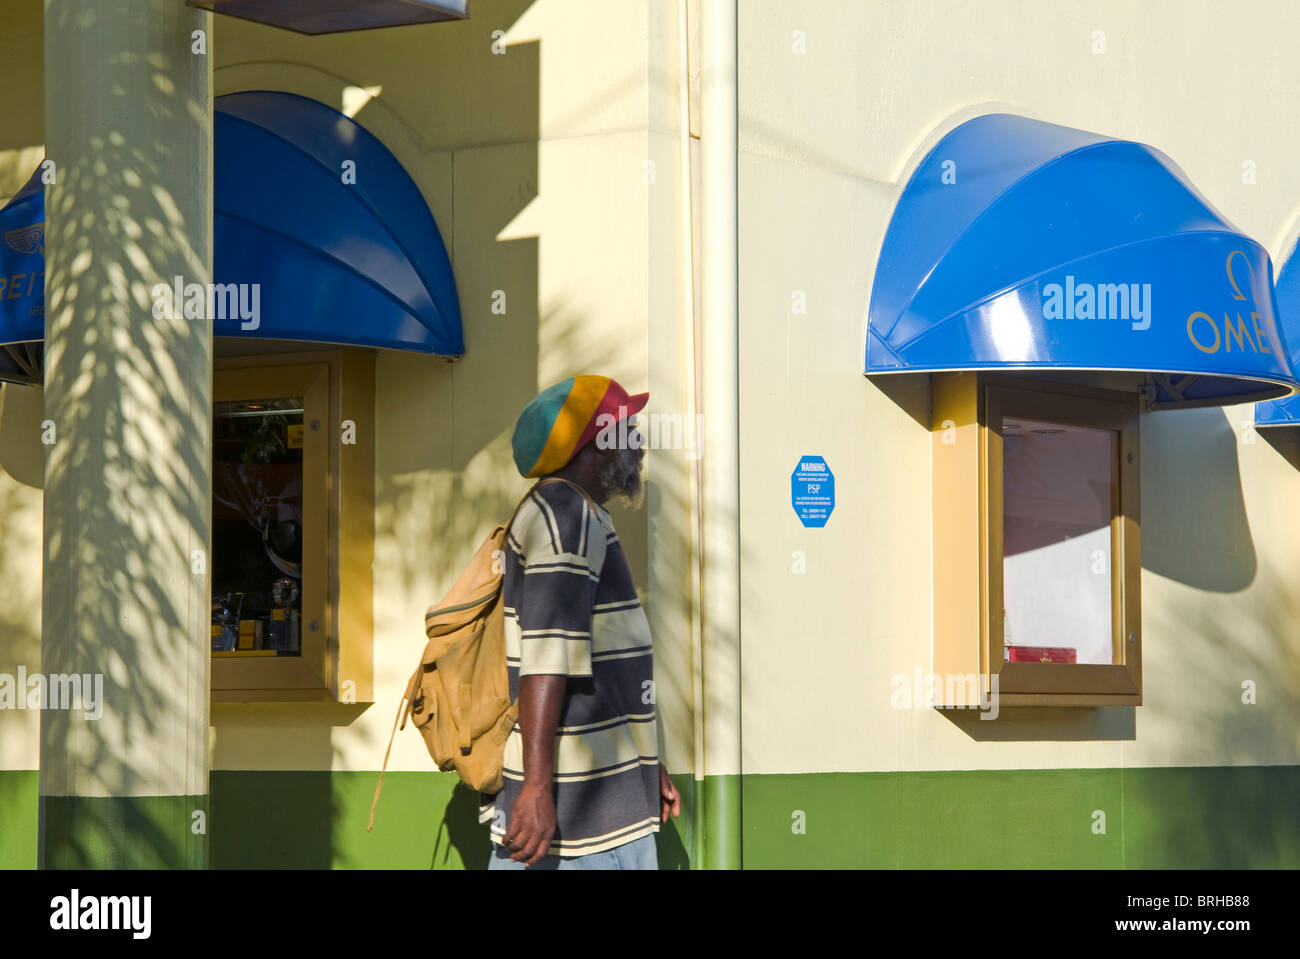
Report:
502,476,603,550
530,476,603,522
367,670,415,832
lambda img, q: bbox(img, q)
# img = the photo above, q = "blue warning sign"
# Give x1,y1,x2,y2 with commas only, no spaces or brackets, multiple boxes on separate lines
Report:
791,455,835,527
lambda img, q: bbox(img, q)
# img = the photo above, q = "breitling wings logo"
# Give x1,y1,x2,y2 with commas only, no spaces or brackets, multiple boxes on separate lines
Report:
4,222,44,256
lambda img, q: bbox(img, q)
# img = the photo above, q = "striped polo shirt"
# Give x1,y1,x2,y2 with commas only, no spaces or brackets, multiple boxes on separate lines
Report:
487,480,660,857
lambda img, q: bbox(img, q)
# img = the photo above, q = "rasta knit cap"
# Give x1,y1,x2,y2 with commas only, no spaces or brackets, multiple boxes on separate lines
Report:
511,374,650,478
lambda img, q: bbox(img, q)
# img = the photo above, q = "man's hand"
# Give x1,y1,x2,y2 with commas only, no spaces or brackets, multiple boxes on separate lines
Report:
508,673,567,866
504,782,556,865
658,763,681,824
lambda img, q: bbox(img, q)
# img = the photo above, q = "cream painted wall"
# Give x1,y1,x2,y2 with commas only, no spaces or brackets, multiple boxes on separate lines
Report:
204,1,699,776
738,0,1300,775
0,383,45,770
12,0,1289,787
0,0,698,778
0,0,44,197
0,0,698,775
0,0,45,772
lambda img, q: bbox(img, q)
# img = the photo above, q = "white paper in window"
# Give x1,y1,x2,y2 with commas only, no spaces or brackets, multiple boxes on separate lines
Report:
1002,417,1115,665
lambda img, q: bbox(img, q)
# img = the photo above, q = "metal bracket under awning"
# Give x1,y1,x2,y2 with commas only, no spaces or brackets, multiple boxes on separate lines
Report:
1143,373,1194,411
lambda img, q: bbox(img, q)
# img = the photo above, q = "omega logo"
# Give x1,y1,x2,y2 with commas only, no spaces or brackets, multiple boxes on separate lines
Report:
1186,250,1273,355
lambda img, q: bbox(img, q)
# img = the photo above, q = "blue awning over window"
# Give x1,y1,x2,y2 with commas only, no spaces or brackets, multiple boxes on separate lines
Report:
865,113,1299,409
1255,239,1300,426
214,90,462,354
0,90,462,385
0,164,45,383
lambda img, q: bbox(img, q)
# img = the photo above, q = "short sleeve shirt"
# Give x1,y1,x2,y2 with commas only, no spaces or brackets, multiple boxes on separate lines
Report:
487,481,660,857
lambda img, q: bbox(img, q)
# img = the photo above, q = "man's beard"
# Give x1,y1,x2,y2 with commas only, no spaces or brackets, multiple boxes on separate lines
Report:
597,446,645,510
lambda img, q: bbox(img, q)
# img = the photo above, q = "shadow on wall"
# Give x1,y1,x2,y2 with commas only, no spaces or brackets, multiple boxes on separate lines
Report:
1142,552,1300,767
1116,539,1300,866
0,383,45,869
640,476,697,869
0,383,43,489
433,783,490,870
208,0,545,869
872,376,1260,593
866,373,930,431
1120,767,1300,867
1141,405,1255,592
209,704,345,867
356,1,701,867
27,0,691,870
0,0,44,194
876,381,1264,746
0,380,44,689
941,706,1135,741
1260,425,1300,472
211,0,700,869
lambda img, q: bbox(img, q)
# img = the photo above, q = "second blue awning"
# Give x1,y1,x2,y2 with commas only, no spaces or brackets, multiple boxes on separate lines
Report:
1255,237,1300,426
865,113,1299,409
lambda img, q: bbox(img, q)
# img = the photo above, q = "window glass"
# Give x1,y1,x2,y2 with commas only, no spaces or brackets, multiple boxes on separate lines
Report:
1002,416,1116,665
212,396,305,656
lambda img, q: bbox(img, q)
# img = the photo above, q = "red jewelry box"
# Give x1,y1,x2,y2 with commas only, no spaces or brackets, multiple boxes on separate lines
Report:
1006,645,1077,664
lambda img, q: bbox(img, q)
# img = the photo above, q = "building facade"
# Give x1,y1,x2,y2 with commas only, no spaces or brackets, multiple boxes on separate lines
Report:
1,0,1298,869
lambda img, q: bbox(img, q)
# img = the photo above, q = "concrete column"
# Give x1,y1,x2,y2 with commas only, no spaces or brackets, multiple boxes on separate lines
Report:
39,0,212,868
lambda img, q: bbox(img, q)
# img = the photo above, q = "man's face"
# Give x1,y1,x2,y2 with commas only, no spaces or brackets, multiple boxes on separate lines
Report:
595,417,646,509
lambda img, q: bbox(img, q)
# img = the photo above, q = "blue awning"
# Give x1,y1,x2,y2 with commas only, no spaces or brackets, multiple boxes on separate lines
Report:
866,113,1299,409
0,165,45,383
0,90,462,384
1255,239,1300,426
214,90,462,354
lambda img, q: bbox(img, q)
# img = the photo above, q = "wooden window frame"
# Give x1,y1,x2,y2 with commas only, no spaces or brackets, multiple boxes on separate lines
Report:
211,349,375,704
932,372,1141,708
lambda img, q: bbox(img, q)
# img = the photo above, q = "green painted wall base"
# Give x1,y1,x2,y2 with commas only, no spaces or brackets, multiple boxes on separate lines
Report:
3,766,1297,868
0,770,36,867
40,793,208,869
209,771,695,869
740,766,1300,868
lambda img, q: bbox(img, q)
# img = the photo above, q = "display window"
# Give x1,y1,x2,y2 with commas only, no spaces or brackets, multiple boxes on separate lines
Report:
212,395,307,657
211,350,375,703
933,373,1141,707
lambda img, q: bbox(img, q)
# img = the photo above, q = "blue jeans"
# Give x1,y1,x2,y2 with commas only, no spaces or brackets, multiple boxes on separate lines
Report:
488,833,659,870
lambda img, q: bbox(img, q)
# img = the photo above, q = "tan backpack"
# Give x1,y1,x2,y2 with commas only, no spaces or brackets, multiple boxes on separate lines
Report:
366,475,599,831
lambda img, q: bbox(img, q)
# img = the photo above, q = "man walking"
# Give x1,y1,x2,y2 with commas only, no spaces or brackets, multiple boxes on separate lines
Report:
487,374,680,870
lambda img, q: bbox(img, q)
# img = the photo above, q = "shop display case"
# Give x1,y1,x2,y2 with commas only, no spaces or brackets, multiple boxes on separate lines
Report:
211,395,305,657
211,350,375,703
932,372,1142,708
